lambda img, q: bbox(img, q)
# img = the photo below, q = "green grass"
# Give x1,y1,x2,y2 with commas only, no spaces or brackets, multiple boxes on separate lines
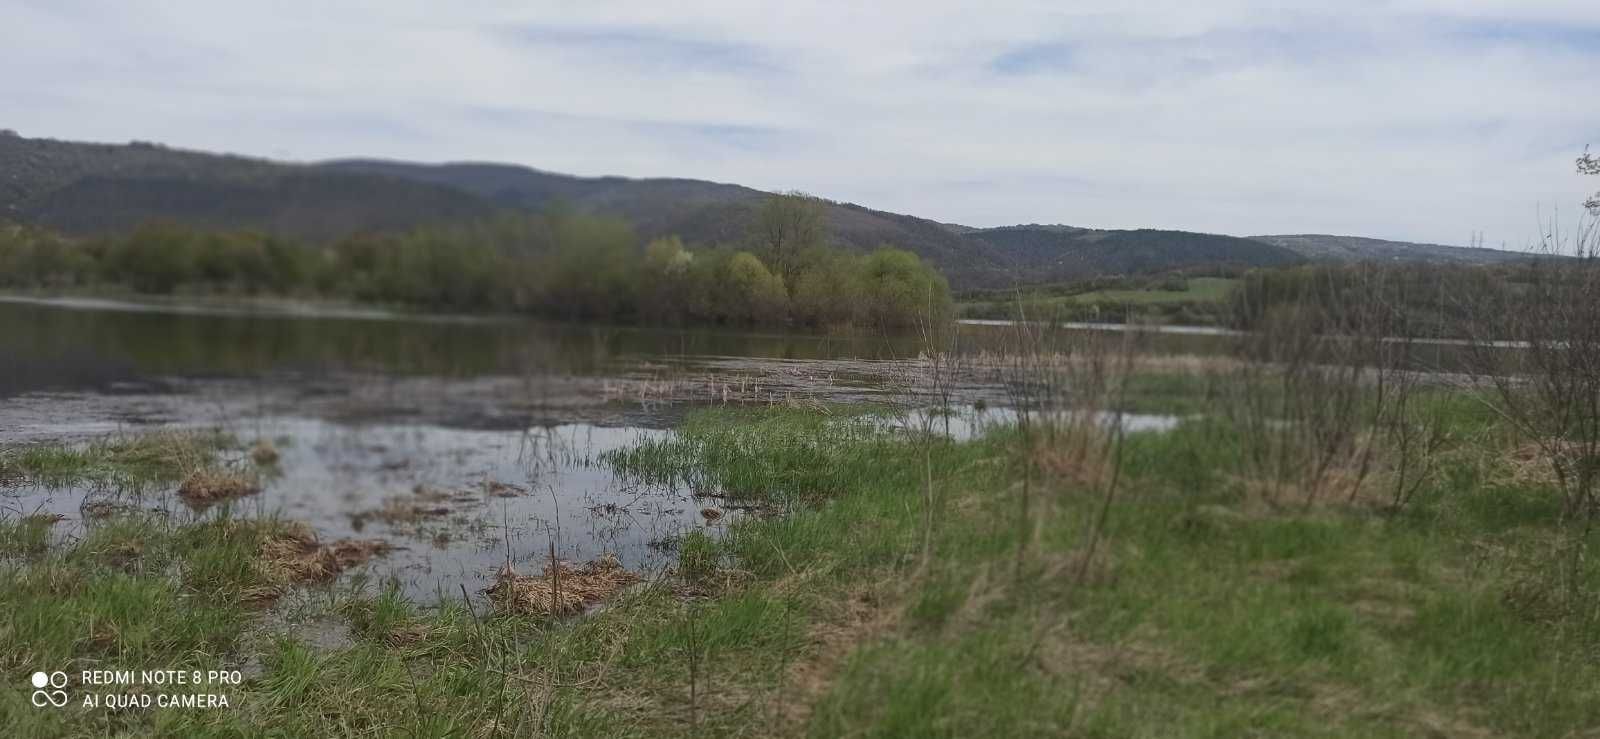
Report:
958,277,1240,324
0,430,234,489
5,393,1600,736
1068,277,1239,305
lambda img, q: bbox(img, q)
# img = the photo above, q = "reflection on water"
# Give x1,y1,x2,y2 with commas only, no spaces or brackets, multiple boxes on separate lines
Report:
891,405,1184,441
0,297,931,399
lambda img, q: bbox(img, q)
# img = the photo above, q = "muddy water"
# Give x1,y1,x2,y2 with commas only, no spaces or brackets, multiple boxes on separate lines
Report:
0,298,1188,602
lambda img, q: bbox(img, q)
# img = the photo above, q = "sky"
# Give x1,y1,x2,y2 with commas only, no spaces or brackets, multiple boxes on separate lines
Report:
4,1,1597,248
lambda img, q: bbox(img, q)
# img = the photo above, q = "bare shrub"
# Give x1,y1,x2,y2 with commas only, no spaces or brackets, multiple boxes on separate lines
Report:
1218,262,1447,509
1460,174,1600,600
993,298,1140,574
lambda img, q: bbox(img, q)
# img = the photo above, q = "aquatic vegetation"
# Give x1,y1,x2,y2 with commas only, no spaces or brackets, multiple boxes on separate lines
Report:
603,408,897,501
0,430,233,489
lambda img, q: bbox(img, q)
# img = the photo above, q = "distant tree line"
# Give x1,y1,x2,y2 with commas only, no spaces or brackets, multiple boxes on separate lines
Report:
0,194,952,331
1226,261,1552,338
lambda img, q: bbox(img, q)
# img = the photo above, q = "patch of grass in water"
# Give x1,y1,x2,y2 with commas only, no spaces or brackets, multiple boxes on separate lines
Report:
604,407,901,502
0,429,236,490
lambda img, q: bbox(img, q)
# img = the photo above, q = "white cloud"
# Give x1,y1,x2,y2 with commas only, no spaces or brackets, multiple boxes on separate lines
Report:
2,0,1596,247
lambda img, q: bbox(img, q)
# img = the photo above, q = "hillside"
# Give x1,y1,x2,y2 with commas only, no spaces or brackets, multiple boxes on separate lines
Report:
1249,234,1529,264
1,135,495,237
0,132,1519,288
973,225,1305,282
320,159,1016,285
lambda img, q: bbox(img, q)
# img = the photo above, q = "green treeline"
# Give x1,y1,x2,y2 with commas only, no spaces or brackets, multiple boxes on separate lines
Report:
1227,261,1539,338
0,194,951,330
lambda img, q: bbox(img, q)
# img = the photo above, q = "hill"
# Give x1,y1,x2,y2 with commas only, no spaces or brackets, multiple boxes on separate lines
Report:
319,159,1017,285
1249,234,1529,264
0,135,495,237
972,225,1305,282
0,132,1521,288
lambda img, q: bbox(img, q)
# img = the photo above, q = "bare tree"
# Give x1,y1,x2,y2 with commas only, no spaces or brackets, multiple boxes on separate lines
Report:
752,192,826,289
1581,148,1600,215
1462,150,1600,601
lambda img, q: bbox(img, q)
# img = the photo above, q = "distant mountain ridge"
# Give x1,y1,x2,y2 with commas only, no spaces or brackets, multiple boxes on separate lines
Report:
0,132,1522,288
1247,234,1530,264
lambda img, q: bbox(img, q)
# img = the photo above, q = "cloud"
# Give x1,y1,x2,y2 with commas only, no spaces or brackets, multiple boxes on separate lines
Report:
2,0,1598,247
498,25,788,76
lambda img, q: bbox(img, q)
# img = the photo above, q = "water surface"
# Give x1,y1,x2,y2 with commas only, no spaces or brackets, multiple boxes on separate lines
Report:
0,298,1191,602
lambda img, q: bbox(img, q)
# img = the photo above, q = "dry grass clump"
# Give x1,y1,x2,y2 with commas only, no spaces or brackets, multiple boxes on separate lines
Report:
1030,428,1115,490
177,468,259,506
255,522,392,594
248,440,280,466
487,554,640,617
1501,442,1562,488
82,500,134,519
353,497,453,527
383,623,435,648
485,480,527,498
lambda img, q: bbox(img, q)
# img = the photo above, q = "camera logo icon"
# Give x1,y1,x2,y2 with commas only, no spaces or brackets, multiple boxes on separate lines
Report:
30,671,68,707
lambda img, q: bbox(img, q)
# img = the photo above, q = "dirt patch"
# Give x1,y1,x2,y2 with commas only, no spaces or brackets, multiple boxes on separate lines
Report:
177,468,259,506
1038,629,1205,706
486,554,641,617
770,585,901,731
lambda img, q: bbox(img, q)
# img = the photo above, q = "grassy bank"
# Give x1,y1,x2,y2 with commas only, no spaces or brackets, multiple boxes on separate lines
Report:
4,386,1598,736
959,276,1238,326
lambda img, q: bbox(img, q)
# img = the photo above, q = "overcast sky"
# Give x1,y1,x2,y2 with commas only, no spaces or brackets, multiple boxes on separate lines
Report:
5,1,1597,247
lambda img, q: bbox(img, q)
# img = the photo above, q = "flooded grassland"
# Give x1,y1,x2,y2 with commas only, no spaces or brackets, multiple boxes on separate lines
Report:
5,297,1596,737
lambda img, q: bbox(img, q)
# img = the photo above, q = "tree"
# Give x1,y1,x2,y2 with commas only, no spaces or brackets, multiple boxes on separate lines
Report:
791,250,863,328
538,214,638,320
1581,148,1599,215
752,192,826,290
113,222,198,293
640,236,695,322
721,251,788,324
858,247,951,329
